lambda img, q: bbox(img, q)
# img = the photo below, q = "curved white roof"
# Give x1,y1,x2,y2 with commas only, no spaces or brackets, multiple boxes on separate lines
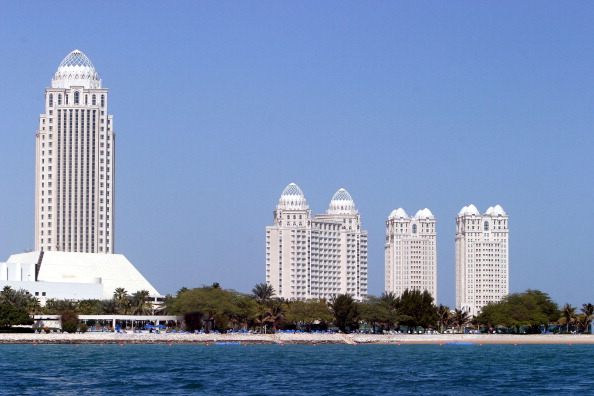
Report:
52,49,101,89
389,208,409,219
414,208,434,219
485,206,494,215
277,183,309,210
6,251,159,298
490,204,507,216
459,204,480,216
328,188,357,215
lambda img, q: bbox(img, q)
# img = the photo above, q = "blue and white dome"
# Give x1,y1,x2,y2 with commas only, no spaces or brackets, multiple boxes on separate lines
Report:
277,183,309,210
328,188,357,215
52,50,101,89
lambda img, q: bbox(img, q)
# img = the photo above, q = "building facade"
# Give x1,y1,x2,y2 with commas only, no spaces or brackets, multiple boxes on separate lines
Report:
455,204,509,317
266,183,368,301
35,50,115,253
384,208,437,301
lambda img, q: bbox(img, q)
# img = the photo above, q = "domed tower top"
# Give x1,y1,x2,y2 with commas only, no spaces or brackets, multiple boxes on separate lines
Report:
276,183,309,210
327,188,357,215
51,50,101,89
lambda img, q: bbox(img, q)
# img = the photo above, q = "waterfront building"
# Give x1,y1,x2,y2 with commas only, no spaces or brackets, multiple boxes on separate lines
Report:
5,50,161,303
35,50,114,253
266,183,368,301
455,204,509,317
0,251,159,303
384,208,437,301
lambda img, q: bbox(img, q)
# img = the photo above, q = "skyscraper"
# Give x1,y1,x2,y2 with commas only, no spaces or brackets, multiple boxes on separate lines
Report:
384,208,437,301
266,183,368,301
455,204,509,317
35,50,115,253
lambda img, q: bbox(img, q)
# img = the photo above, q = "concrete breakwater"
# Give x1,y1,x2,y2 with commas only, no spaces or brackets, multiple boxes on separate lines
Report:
1,333,593,345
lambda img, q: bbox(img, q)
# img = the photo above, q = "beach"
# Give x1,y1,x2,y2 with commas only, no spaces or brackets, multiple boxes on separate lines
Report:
1,332,593,345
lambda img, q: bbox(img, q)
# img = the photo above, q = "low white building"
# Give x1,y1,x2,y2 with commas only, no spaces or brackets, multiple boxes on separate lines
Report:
0,251,159,303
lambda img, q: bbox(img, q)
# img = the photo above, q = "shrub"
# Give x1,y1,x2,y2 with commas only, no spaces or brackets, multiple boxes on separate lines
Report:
78,323,88,333
62,321,78,333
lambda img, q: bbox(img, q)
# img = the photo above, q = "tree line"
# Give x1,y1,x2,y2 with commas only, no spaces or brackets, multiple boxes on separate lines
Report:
1,284,592,334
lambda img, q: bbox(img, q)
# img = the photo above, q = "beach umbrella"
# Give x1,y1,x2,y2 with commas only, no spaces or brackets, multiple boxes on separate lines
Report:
156,324,166,328
144,324,155,328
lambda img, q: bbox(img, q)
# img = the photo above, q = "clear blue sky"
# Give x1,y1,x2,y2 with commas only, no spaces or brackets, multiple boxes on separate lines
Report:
1,2,593,308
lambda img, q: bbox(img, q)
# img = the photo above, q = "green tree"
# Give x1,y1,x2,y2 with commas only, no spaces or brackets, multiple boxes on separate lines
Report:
453,309,469,333
251,283,275,305
228,292,259,330
131,290,152,315
437,305,451,333
579,303,594,333
113,288,131,314
1,287,40,313
0,303,33,328
559,303,577,333
358,296,392,332
476,290,560,333
77,299,102,315
396,289,438,332
60,310,79,333
171,286,237,332
330,294,358,332
285,299,333,331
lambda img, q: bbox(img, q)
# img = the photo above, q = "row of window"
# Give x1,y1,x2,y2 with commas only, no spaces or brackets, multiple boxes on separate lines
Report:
48,93,105,107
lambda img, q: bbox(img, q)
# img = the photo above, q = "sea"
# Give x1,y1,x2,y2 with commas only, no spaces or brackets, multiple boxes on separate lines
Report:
0,343,592,395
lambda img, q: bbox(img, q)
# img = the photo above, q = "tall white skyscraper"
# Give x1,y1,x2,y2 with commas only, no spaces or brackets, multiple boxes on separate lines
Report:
35,50,115,253
384,208,437,301
455,204,509,317
266,183,368,301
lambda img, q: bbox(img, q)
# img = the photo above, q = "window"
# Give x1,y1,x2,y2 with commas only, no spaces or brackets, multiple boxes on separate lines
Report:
49,93,53,107
92,95,96,105
412,224,417,234
101,94,105,107
484,221,489,231
74,91,79,104
58,94,62,105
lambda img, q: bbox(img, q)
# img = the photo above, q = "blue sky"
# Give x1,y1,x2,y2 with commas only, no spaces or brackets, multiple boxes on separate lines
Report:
1,2,593,307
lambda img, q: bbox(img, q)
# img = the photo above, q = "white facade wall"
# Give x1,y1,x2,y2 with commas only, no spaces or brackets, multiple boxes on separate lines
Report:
455,204,509,317
35,50,114,254
384,208,437,302
266,184,368,301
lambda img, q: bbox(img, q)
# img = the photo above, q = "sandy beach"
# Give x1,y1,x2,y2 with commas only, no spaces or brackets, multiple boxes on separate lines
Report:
1,332,593,345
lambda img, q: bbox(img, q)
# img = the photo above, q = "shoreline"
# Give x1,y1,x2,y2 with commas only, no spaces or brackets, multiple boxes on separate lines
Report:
1,333,593,345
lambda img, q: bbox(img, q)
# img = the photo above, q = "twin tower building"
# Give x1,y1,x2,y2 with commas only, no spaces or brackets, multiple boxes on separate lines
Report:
266,183,509,317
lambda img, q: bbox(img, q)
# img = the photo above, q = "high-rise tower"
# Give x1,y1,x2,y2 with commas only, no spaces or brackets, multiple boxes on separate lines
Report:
266,183,368,301
455,204,509,317
35,50,115,253
384,208,437,301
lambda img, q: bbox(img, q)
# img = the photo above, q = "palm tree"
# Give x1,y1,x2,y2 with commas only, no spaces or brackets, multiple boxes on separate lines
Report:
453,309,469,333
131,290,152,315
113,288,131,314
263,300,286,330
560,303,577,333
251,283,275,305
437,305,451,333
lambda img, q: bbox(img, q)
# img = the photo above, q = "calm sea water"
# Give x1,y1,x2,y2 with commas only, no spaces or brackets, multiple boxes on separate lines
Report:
0,344,592,395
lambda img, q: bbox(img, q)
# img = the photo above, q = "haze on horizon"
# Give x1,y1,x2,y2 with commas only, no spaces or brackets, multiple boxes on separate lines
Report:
0,2,592,308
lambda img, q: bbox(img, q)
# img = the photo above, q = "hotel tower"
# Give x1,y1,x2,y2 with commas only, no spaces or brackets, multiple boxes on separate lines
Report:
455,204,509,316
266,183,368,301
35,50,115,253
384,208,437,301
